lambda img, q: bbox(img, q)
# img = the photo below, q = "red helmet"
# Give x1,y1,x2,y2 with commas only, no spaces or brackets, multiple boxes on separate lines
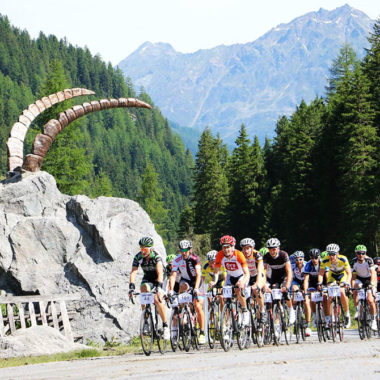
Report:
220,235,236,246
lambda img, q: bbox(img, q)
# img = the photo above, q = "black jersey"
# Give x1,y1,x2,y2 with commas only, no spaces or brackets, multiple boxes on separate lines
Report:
264,250,290,283
132,250,162,282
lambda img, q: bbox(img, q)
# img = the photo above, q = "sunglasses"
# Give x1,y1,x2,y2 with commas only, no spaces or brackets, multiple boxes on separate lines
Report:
296,258,304,261
328,253,337,256
180,248,190,252
356,252,365,255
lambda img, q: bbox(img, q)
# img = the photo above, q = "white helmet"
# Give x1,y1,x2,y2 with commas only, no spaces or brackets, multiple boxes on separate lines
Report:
266,238,281,248
326,243,340,253
206,250,218,261
179,240,192,250
240,238,255,248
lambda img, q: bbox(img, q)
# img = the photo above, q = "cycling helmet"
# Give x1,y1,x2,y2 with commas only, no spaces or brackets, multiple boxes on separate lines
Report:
266,238,280,248
259,247,269,255
320,251,328,259
139,236,153,247
373,257,380,265
293,251,305,259
166,254,177,263
220,235,236,246
178,240,192,250
240,238,255,248
354,244,367,252
206,250,218,261
309,248,321,258
326,243,340,254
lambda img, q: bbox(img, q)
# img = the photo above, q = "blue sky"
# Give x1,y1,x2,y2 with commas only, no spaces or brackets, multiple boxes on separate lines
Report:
0,0,378,65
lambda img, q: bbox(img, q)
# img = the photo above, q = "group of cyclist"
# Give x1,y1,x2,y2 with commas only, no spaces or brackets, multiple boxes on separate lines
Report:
128,234,380,345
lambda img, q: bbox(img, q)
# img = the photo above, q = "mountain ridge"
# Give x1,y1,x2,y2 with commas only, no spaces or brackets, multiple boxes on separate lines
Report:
119,5,373,141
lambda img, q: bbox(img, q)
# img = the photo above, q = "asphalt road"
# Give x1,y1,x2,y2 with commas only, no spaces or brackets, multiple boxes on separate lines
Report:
1,330,379,380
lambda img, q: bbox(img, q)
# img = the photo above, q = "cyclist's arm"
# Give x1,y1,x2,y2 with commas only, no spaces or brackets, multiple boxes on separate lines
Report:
194,264,202,290
351,270,356,288
156,261,164,284
213,267,220,286
256,259,264,287
303,273,309,293
317,268,325,285
370,267,377,287
129,266,139,286
242,265,250,286
284,261,292,289
168,269,177,291
344,266,351,285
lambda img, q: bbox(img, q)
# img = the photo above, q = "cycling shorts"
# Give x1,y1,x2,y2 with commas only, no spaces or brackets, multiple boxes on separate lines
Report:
226,274,243,286
327,271,347,285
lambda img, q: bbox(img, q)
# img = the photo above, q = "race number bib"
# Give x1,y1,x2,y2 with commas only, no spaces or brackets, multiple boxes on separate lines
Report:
328,286,341,297
170,296,179,308
223,286,233,298
311,292,323,302
357,289,366,300
264,292,272,303
140,293,154,305
178,293,192,304
271,288,283,300
294,292,304,302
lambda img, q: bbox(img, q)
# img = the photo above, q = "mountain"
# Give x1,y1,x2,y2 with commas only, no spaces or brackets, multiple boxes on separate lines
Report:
118,5,373,141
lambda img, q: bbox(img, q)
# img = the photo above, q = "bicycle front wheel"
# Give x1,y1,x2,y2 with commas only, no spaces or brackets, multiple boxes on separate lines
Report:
207,304,218,349
181,308,192,352
358,302,365,340
337,300,344,342
316,304,326,343
169,308,180,352
272,304,281,346
140,310,154,356
364,303,372,339
236,306,248,350
220,304,233,352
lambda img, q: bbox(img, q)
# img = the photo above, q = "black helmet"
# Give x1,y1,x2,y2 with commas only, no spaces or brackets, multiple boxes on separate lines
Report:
309,248,321,259
139,236,154,247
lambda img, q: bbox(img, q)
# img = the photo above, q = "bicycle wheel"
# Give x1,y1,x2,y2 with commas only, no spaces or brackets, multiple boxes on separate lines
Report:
337,300,344,342
169,308,180,351
316,304,326,343
294,305,301,343
220,304,233,352
156,318,167,354
377,302,380,337
330,302,337,342
140,310,154,356
263,310,272,346
299,304,306,341
272,304,281,346
181,308,192,352
364,303,372,339
358,302,365,340
207,304,218,349
281,305,290,345
236,306,248,350
191,309,200,351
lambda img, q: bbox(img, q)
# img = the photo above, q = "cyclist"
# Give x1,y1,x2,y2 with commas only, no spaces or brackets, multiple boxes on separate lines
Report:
211,235,250,326
129,236,170,340
168,240,206,344
350,244,377,331
165,253,180,293
304,248,325,329
291,250,311,336
202,250,227,307
240,238,266,322
317,243,352,328
263,238,295,324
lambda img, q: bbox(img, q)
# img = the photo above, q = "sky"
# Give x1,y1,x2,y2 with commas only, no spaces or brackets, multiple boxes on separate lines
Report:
0,0,378,65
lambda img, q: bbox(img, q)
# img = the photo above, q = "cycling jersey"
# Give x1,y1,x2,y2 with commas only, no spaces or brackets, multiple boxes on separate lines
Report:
165,263,181,282
264,250,290,285
214,249,247,278
304,260,320,289
292,262,305,286
350,256,376,280
171,253,201,284
132,250,163,283
321,254,350,284
202,262,226,286
245,250,263,278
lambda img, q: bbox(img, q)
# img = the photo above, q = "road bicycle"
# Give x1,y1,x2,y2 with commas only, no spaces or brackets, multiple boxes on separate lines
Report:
168,294,184,352
311,288,328,343
356,284,373,340
327,283,346,342
207,286,222,349
131,289,167,356
219,285,248,351
292,289,306,343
